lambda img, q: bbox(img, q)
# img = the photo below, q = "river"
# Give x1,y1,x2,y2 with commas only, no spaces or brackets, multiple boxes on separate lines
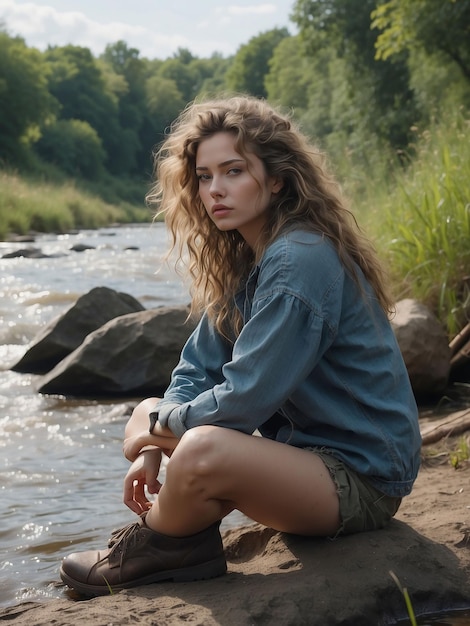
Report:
0,223,249,608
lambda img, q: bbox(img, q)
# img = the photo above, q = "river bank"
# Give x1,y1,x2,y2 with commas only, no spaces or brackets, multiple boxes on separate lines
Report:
1,225,470,624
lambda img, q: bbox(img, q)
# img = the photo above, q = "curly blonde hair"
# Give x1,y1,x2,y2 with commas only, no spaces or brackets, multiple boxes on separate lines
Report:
147,96,392,338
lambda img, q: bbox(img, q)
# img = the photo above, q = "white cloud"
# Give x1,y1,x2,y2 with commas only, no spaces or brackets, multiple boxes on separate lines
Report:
0,0,293,59
226,4,277,16
215,4,276,18
0,0,190,58
212,3,279,35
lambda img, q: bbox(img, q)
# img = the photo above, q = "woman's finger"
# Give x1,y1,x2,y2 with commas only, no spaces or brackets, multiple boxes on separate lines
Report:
123,480,141,513
132,480,149,512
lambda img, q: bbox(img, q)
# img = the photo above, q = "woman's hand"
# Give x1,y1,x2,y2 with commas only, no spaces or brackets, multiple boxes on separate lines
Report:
123,425,180,462
123,431,154,462
123,449,162,515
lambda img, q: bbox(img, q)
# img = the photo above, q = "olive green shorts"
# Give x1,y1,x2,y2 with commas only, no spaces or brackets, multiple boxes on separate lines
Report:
311,449,402,537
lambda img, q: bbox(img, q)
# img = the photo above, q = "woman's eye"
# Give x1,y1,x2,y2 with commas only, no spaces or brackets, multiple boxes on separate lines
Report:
227,168,242,176
197,173,211,182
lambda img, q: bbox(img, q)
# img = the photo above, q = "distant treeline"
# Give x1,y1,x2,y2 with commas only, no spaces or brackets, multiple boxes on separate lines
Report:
1,0,469,190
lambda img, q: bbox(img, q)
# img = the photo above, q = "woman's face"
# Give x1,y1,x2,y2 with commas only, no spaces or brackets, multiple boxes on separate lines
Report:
195,132,282,248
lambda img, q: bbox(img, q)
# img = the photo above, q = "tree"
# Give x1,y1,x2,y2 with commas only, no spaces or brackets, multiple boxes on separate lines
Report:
191,53,232,98
265,35,312,111
144,75,186,144
0,30,56,161
406,48,470,116
36,119,105,179
102,40,146,120
372,0,470,80
44,45,125,171
292,0,378,63
101,41,149,173
158,52,199,103
291,0,418,150
102,40,141,73
225,28,290,98
45,46,115,129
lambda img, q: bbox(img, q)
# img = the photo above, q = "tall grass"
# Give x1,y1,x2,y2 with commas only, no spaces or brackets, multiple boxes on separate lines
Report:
0,170,152,240
353,112,469,338
385,114,469,337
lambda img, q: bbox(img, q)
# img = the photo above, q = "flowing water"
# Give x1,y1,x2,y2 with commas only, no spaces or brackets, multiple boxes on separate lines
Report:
0,223,249,608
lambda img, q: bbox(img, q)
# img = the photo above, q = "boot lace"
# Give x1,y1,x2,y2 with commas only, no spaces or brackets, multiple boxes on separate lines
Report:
108,513,147,548
104,516,147,567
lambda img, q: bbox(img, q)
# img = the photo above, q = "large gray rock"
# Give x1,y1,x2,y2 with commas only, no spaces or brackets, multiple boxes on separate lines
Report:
391,298,451,397
12,287,145,374
38,306,196,397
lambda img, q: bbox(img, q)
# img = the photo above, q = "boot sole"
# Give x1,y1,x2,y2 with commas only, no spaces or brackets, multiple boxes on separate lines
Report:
60,557,227,597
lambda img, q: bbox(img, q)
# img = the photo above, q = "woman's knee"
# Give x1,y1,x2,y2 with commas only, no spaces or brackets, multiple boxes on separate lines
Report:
166,425,228,482
126,398,160,437
133,397,160,419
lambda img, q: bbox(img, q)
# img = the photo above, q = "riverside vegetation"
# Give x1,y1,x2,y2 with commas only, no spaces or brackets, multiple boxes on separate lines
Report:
0,169,151,237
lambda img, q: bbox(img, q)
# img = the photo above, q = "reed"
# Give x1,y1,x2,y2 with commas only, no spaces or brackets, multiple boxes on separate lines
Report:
390,571,418,626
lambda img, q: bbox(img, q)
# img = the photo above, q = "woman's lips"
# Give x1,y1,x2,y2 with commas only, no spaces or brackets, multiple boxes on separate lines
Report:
212,204,232,216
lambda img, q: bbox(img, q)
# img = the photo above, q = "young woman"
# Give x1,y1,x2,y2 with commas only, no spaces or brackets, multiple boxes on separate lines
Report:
60,96,421,597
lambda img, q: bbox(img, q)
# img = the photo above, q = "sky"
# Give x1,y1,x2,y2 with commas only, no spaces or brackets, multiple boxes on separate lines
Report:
0,0,297,60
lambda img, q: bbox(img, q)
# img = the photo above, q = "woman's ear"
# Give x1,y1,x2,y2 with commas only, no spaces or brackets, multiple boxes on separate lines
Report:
271,178,284,194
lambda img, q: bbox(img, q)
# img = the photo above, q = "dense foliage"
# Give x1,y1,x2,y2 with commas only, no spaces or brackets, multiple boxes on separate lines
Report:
0,0,469,332
1,2,469,179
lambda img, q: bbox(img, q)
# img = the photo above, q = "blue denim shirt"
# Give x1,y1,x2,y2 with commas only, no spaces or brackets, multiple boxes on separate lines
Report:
152,230,421,497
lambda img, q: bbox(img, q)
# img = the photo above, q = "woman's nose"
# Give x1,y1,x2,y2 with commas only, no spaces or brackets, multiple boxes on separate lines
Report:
210,176,225,198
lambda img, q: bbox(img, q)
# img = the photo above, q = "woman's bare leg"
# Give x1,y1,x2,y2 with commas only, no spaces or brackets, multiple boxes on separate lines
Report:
60,407,341,596
145,424,341,538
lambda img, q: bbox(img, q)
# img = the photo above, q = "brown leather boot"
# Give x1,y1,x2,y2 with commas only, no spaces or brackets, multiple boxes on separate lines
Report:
59,516,227,597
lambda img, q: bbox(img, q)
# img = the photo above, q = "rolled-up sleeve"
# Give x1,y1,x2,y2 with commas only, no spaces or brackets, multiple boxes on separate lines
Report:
165,290,334,437
150,312,233,435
